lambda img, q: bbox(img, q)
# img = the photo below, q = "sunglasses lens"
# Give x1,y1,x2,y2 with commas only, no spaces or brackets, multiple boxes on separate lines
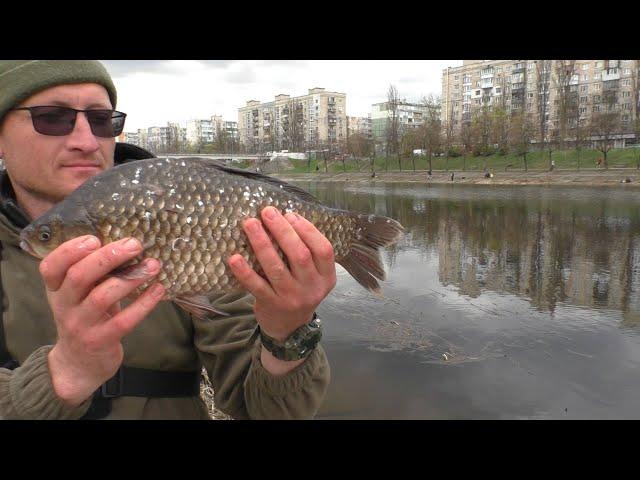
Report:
27,107,126,138
87,110,126,137
30,106,76,136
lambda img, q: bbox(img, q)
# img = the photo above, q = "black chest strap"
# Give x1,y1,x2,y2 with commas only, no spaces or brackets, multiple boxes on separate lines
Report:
80,366,202,419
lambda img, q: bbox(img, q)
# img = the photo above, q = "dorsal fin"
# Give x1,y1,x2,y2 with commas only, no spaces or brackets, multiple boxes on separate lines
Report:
197,158,319,203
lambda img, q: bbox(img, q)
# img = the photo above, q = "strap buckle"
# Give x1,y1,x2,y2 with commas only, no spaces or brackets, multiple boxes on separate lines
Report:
100,367,124,398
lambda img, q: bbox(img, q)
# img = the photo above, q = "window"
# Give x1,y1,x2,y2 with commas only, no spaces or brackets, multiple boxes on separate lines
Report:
476,81,480,87
580,85,588,92
592,106,600,112
624,68,631,75
496,67,502,73
623,79,631,86
594,83,601,91
583,74,589,81
582,64,588,70
454,84,459,89
580,107,588,114
593,95,601,103
580,96,588,103
595,61,602,68
475,90,481,95
496,87,501,94
454,75,459,80
528,92,534,98
622,91,631,97
623,103,632,110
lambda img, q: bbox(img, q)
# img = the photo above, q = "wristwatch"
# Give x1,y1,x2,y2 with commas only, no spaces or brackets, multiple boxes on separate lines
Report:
259,313,323,362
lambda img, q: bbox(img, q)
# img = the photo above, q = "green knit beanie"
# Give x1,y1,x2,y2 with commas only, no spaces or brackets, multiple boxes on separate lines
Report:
0,60,117,125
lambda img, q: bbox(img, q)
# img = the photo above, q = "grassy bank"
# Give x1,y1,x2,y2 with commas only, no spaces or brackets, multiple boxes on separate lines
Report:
278,148,640,174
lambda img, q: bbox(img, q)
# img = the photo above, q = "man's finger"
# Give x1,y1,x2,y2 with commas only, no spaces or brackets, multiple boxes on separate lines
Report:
39,235,102,292
96,282,166,343
81,258,161,318
242,216,295,292
262,207,318,284
227,254,275,301
285,214,336,278
56,237,144,306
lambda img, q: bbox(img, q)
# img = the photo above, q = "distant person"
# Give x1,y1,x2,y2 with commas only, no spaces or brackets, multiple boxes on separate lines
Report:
315,164,319,171
550,159,555,171
450,172,455,181
427,170,432,181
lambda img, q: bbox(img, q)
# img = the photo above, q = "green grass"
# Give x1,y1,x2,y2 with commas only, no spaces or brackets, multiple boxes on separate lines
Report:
279,148,640,173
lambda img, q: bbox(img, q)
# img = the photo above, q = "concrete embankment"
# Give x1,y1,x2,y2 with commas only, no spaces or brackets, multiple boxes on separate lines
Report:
273,169,640,187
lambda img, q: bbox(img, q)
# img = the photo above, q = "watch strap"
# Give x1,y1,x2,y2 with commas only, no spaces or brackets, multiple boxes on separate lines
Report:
259,312,322,362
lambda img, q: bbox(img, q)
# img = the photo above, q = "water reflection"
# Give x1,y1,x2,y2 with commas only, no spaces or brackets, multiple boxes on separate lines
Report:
300,182,640,327
288,182,640,418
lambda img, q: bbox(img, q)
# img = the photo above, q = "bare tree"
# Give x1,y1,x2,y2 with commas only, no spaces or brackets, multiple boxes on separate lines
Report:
632,60,640,168
420,94,442,172
553,60,577,150
591,66,622,169
535,60,553,168
491,106,510,155
384,85,401,171
459,121,473,171
443,98,456,171
509,110,535,171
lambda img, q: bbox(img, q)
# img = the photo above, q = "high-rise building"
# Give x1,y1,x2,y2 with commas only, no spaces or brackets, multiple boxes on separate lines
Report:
441,60,639,147
238,87,347,153
370,101,429,141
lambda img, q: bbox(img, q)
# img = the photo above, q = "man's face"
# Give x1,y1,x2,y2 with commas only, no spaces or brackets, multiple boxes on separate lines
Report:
0,83,116,205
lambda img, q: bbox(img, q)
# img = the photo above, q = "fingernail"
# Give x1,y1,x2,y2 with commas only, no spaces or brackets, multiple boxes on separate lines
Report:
144,258,161,274
80,236,100,250
124,238,141,252
285,213,297,223
263,207,277,220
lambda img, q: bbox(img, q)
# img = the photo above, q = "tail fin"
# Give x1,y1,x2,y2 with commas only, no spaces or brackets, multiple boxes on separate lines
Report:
337,214,404,294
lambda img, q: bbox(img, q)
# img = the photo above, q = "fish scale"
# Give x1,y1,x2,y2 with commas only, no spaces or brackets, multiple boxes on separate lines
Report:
20,157,405,317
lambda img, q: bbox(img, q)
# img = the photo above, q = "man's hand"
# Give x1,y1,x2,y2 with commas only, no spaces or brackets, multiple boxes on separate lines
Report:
41,235,165,406
228,207,336,375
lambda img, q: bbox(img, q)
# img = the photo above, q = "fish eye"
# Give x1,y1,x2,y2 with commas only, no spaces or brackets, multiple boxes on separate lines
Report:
38,225,52,242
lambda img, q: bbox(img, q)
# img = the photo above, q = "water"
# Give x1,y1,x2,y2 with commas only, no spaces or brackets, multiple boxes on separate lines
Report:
291,181,640,419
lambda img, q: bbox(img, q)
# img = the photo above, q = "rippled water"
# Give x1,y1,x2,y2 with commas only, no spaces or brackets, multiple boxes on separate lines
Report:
291,182,640,419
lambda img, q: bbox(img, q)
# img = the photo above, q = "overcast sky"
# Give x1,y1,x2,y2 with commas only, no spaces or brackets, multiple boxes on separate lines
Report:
101,60,462,132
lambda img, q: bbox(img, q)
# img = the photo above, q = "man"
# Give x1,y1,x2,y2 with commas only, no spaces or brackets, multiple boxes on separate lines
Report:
0,60,332,419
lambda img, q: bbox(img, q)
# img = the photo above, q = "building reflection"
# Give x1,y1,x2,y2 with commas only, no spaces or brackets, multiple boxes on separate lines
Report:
303,182,640,322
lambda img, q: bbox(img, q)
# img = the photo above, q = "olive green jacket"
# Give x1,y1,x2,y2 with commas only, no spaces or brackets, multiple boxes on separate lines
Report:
0,163,330,420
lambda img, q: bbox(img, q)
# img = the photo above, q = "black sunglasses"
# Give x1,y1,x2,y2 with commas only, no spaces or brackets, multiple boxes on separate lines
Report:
11,105,127,138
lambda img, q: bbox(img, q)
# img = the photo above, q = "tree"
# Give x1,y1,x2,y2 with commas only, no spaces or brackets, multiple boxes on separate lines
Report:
420,94,442,172
535,60,553,168
459,121,473,171
491,106,510,155
590,74,621,169
509,110,535,171
632,60,640,168
553,60,577,150
384,85,401,171
442,98,456,171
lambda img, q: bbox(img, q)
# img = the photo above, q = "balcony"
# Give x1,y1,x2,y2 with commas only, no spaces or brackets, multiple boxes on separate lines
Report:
601,68,620,81
512,67,525,75
481,70,494,79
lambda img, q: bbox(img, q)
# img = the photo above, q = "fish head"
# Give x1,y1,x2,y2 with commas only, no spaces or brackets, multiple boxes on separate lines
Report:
20,206,97,259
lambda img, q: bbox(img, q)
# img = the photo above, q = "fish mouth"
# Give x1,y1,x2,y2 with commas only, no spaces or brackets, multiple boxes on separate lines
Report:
19,239,40,259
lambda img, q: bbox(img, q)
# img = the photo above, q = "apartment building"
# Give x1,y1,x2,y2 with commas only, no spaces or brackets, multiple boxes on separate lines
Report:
442,60,639,146
186,118,215,146
370,101,428,140
123,123,186,152
347,115,373,139
238,87,347,152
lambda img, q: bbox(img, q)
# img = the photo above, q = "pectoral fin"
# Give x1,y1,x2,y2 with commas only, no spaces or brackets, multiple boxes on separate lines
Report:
173,295,230,319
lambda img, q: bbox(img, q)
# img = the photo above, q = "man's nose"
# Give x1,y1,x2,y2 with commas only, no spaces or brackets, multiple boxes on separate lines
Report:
66,112,100,151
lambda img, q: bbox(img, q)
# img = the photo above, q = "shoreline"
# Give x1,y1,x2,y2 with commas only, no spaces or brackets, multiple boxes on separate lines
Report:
273,169,640,187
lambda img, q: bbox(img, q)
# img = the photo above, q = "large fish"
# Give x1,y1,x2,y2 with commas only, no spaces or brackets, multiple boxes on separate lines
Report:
20,158,404,317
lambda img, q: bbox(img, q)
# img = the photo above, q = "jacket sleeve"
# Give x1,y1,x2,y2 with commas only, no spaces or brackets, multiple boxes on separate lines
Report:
0,345,92,420
191,292,330,420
